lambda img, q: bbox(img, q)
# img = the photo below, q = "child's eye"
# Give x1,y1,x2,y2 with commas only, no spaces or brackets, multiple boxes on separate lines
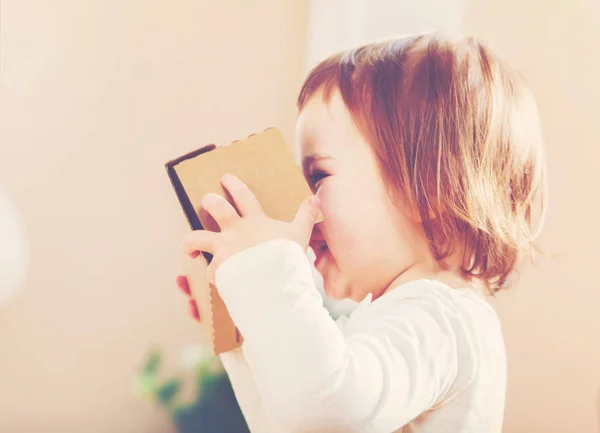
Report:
308,170,329,189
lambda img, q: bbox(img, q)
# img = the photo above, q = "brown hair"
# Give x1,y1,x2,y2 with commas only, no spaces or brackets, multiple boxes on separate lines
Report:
298,32,547,293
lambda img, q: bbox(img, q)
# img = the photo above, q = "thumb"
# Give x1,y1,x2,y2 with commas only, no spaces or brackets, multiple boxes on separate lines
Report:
292,196,321,245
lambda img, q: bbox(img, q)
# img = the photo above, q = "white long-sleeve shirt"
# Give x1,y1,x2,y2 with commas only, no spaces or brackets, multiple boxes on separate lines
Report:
216,240,506,433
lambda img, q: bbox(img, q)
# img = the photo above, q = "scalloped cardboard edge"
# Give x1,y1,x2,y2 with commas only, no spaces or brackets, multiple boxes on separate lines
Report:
166,127,318,355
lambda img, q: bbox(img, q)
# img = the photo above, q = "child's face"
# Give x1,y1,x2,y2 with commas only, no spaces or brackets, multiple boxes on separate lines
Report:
296,90,427,302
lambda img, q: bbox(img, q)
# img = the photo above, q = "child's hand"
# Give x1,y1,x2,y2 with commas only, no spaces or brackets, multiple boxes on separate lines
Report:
182,173,320,284
175,275,200,322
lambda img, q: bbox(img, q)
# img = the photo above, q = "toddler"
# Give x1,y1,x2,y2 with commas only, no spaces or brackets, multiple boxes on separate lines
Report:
176,31,546,432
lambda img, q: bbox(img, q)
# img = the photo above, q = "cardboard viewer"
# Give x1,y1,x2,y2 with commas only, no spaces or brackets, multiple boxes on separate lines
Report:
166,128,317,355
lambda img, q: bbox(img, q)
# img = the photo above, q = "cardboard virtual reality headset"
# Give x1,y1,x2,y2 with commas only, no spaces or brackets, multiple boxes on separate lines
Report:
165,127,317,355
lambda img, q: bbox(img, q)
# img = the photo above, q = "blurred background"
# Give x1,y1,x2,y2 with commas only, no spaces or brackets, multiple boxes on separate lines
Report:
1,0,599,432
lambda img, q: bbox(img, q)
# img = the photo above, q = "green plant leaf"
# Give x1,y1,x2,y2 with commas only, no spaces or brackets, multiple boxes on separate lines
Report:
157,378,182,406
142,349,162,376
135,372,158,398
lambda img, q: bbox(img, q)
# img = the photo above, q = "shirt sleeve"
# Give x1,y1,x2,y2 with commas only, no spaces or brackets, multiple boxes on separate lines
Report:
219,349,289,433
215,239,461,432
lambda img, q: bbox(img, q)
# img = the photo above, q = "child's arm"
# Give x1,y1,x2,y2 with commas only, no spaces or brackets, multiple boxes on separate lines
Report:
215,239,464,432
219,349,289,433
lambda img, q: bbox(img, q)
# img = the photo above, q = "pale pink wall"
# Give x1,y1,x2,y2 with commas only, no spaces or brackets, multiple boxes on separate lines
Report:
463,1,600,432
0,1,308,432
2,1,599,432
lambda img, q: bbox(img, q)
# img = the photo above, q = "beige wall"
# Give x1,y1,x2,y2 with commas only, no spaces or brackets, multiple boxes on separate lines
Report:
1,1,599,432
0,1,308,432
463,1,600,432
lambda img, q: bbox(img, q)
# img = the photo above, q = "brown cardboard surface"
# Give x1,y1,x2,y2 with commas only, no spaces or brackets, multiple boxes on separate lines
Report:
166,128,316,355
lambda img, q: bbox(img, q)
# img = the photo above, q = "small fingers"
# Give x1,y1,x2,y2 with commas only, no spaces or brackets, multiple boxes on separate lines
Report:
176,275,190,296
201,193,240,230
221,174,262,217
189,299,200,322
182,230,218,257
292,196,321,247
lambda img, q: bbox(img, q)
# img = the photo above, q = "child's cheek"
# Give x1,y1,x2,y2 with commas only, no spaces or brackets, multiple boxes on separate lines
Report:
319,190,363,257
